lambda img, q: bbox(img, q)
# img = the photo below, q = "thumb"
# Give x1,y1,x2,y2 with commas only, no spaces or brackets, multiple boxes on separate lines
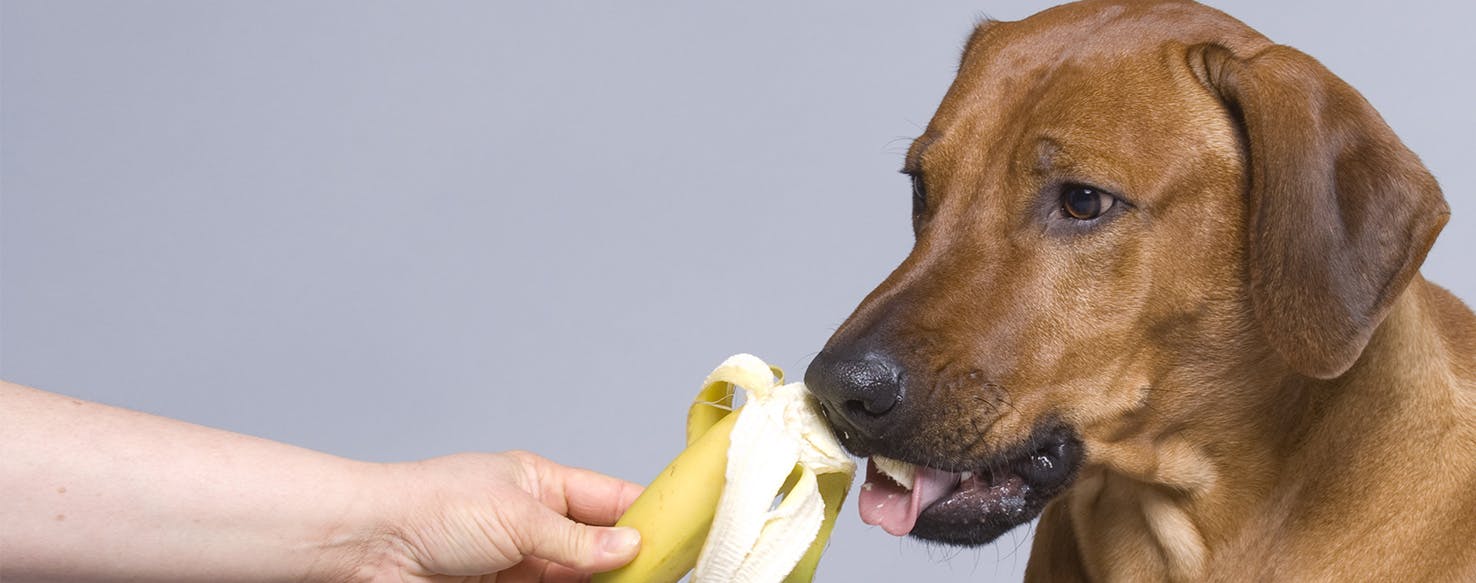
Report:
515,506,642,573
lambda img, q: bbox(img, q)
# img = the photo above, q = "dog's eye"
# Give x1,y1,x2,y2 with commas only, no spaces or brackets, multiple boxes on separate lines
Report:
1061,185,1114,220
910,174,928,216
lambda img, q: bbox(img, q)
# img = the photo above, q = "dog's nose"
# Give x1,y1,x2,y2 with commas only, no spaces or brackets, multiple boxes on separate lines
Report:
804,349,903,436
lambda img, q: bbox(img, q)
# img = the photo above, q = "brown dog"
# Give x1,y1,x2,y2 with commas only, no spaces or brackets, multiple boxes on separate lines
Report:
804,1,1476,580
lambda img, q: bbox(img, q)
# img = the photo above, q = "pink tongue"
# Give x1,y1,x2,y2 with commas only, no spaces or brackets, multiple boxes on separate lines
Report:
857,458,961,536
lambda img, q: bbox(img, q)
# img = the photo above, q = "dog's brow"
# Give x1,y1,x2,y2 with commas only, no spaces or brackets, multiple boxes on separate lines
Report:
1032,136,1135,200
903,134,938,175
1034,138,1062,172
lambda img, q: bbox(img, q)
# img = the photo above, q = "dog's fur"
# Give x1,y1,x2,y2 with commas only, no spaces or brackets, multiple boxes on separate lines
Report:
815,1,1476,580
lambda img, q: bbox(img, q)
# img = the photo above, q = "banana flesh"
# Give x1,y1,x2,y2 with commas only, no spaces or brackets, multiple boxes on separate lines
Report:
594,354,855,583
870,455,917,490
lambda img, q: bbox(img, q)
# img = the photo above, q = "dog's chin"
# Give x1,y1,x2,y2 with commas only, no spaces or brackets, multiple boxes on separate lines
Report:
868,423,1084,547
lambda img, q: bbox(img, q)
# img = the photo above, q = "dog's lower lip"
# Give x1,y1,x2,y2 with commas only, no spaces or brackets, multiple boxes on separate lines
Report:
950,471,1028,506
917,462,1020,512
905,424,1084,545
894,439,1075,513
902,460,1037,545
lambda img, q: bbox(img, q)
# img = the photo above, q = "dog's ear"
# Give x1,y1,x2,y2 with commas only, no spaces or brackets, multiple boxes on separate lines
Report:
1189,43,1449,379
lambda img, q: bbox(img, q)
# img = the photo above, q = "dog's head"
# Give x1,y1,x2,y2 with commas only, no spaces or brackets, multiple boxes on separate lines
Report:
806,0,1448,546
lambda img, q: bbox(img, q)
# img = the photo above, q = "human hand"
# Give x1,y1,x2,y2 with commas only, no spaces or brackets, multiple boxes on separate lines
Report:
354,451,644,583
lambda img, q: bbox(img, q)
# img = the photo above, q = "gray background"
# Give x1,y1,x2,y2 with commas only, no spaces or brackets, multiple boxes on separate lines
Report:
3,1,1472,581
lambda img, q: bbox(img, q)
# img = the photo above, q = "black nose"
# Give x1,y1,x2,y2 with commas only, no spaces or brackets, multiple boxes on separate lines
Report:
804,349,903,436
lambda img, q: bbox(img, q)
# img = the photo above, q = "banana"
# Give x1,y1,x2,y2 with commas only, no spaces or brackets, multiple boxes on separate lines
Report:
595,411,738,583
594,354,855,583
784,472,850,583
870,455,916,490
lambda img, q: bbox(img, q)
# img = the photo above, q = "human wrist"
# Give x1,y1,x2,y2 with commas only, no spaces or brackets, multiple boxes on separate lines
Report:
302,460,414,583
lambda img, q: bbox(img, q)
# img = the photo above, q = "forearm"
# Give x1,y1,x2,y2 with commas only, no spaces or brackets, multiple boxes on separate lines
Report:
0,380,386,582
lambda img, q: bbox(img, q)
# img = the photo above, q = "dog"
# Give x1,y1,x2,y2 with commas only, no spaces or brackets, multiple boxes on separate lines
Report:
803,1,1475,580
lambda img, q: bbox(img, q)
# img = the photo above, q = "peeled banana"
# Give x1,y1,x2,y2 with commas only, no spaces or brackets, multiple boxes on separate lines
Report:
594,354,855,583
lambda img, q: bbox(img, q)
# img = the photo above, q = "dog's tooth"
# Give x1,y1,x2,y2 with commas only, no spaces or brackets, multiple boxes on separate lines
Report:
960,471,974,481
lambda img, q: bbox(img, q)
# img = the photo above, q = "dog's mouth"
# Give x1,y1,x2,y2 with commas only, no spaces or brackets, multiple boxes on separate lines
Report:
857,425,1083,545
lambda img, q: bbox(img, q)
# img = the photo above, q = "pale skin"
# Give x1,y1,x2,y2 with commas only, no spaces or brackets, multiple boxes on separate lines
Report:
0,380,643,582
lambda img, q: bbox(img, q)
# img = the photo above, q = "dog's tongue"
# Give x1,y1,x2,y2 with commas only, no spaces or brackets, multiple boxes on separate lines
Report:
857,458,960,536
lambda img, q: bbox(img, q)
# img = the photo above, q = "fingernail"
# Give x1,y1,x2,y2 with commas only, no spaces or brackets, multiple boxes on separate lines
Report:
602,527,641,555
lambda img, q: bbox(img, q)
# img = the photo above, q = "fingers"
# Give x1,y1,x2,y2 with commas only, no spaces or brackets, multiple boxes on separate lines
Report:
499,453,644,576
508,503,641,573
539,562,593,583
551,465,645,526
516,452,644,526
492,557,589,583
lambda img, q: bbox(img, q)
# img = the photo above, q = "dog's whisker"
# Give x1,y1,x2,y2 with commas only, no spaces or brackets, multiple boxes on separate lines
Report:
881,135,915,155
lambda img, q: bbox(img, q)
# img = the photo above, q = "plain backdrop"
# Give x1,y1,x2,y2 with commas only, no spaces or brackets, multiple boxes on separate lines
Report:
3,1,1472,581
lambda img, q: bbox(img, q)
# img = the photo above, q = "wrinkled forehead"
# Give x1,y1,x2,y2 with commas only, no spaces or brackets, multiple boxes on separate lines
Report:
905,0,1269,173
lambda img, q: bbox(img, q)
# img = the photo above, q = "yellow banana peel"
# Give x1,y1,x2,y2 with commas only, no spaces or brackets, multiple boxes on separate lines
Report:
594,354,855,583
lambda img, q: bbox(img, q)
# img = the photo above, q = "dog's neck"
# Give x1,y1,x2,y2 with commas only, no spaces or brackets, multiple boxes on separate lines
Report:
1055,277,1469,582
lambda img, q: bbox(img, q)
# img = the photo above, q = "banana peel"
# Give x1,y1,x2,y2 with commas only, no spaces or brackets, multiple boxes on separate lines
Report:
594,354,854,583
